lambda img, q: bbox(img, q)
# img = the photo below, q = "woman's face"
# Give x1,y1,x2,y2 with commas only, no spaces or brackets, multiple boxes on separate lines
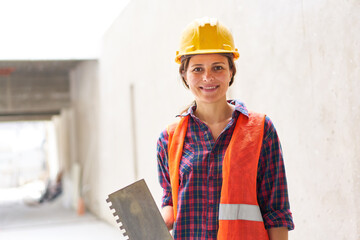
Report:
183,54,233,105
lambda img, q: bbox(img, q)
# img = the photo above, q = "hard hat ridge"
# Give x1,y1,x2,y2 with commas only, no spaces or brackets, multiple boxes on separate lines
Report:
195,17,218,27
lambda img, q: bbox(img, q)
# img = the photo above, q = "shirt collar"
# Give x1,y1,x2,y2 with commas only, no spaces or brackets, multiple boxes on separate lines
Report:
176,99,249,118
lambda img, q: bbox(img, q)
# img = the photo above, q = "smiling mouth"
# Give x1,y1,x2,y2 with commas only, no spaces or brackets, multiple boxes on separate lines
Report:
200,86,219,90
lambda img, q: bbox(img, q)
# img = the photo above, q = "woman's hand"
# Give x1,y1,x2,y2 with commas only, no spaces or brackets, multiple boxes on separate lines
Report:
268,227,288,240
161,205,174,230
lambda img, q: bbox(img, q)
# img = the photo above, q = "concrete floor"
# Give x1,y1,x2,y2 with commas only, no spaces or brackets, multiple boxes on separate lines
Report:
0,197,126,240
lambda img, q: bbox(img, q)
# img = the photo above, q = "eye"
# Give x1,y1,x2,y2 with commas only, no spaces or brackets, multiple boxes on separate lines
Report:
213,65,224,71
192,67,203,72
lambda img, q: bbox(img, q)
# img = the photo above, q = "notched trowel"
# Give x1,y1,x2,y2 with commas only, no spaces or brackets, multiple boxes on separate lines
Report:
106,179,173,240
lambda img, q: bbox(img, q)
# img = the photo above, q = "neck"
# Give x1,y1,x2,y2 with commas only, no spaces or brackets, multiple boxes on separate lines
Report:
194,99,234,125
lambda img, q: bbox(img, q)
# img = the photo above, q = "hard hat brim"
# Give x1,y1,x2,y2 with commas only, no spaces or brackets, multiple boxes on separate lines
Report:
175,50,239,64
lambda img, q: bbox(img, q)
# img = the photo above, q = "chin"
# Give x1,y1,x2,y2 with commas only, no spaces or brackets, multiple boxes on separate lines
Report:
196,97,225,105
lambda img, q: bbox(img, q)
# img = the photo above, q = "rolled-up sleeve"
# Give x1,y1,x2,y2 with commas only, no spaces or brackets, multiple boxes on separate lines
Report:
257,116,295,230
157,129,173,208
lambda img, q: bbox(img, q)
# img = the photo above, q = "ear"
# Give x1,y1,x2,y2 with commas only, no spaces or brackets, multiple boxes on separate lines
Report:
181,70,187,80
182,72,189,84
183,78,189,88
181,72,189,88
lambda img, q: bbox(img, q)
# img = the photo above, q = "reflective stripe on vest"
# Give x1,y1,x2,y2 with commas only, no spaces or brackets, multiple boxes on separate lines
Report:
219,203,263,222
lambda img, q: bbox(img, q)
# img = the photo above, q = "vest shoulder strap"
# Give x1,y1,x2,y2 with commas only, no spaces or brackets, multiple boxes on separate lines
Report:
166,121,179,141
166,116,189,219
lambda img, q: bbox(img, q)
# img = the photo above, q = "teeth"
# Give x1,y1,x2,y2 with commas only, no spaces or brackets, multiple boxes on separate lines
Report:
203,86,217,90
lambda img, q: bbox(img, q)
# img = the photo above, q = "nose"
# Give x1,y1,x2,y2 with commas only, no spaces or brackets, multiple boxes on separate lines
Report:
202,69,213,82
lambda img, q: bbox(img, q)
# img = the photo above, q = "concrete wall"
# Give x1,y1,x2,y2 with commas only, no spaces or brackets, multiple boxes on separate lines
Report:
69,60,101,216
93,0,359,238
0,72,69,115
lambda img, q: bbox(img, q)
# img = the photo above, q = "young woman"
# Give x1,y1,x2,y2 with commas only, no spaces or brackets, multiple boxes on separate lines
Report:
157,17,294,240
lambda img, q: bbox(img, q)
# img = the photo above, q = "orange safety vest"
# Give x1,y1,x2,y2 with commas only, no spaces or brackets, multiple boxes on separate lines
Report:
167,112,269,240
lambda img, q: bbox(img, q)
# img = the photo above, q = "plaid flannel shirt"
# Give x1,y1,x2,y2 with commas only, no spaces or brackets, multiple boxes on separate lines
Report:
157,100,294,239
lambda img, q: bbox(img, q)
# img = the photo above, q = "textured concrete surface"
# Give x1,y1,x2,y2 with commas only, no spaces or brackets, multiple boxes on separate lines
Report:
0,60,82,116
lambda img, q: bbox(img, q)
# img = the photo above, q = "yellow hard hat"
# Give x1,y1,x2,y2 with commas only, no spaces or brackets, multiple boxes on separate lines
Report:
175,17,240,64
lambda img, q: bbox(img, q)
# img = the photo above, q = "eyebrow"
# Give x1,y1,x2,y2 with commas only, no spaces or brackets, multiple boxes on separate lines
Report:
190,62,226,67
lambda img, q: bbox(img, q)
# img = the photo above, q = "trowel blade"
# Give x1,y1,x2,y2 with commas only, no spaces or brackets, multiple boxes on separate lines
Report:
106,179,173,240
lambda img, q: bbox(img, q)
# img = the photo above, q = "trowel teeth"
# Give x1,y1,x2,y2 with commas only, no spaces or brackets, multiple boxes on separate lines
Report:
113,214,128,238
120,227,128,235
106,198,114,211
106,195,131,239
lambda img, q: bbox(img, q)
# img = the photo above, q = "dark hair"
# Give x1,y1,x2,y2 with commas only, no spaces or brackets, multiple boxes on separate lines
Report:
179,53,237,88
